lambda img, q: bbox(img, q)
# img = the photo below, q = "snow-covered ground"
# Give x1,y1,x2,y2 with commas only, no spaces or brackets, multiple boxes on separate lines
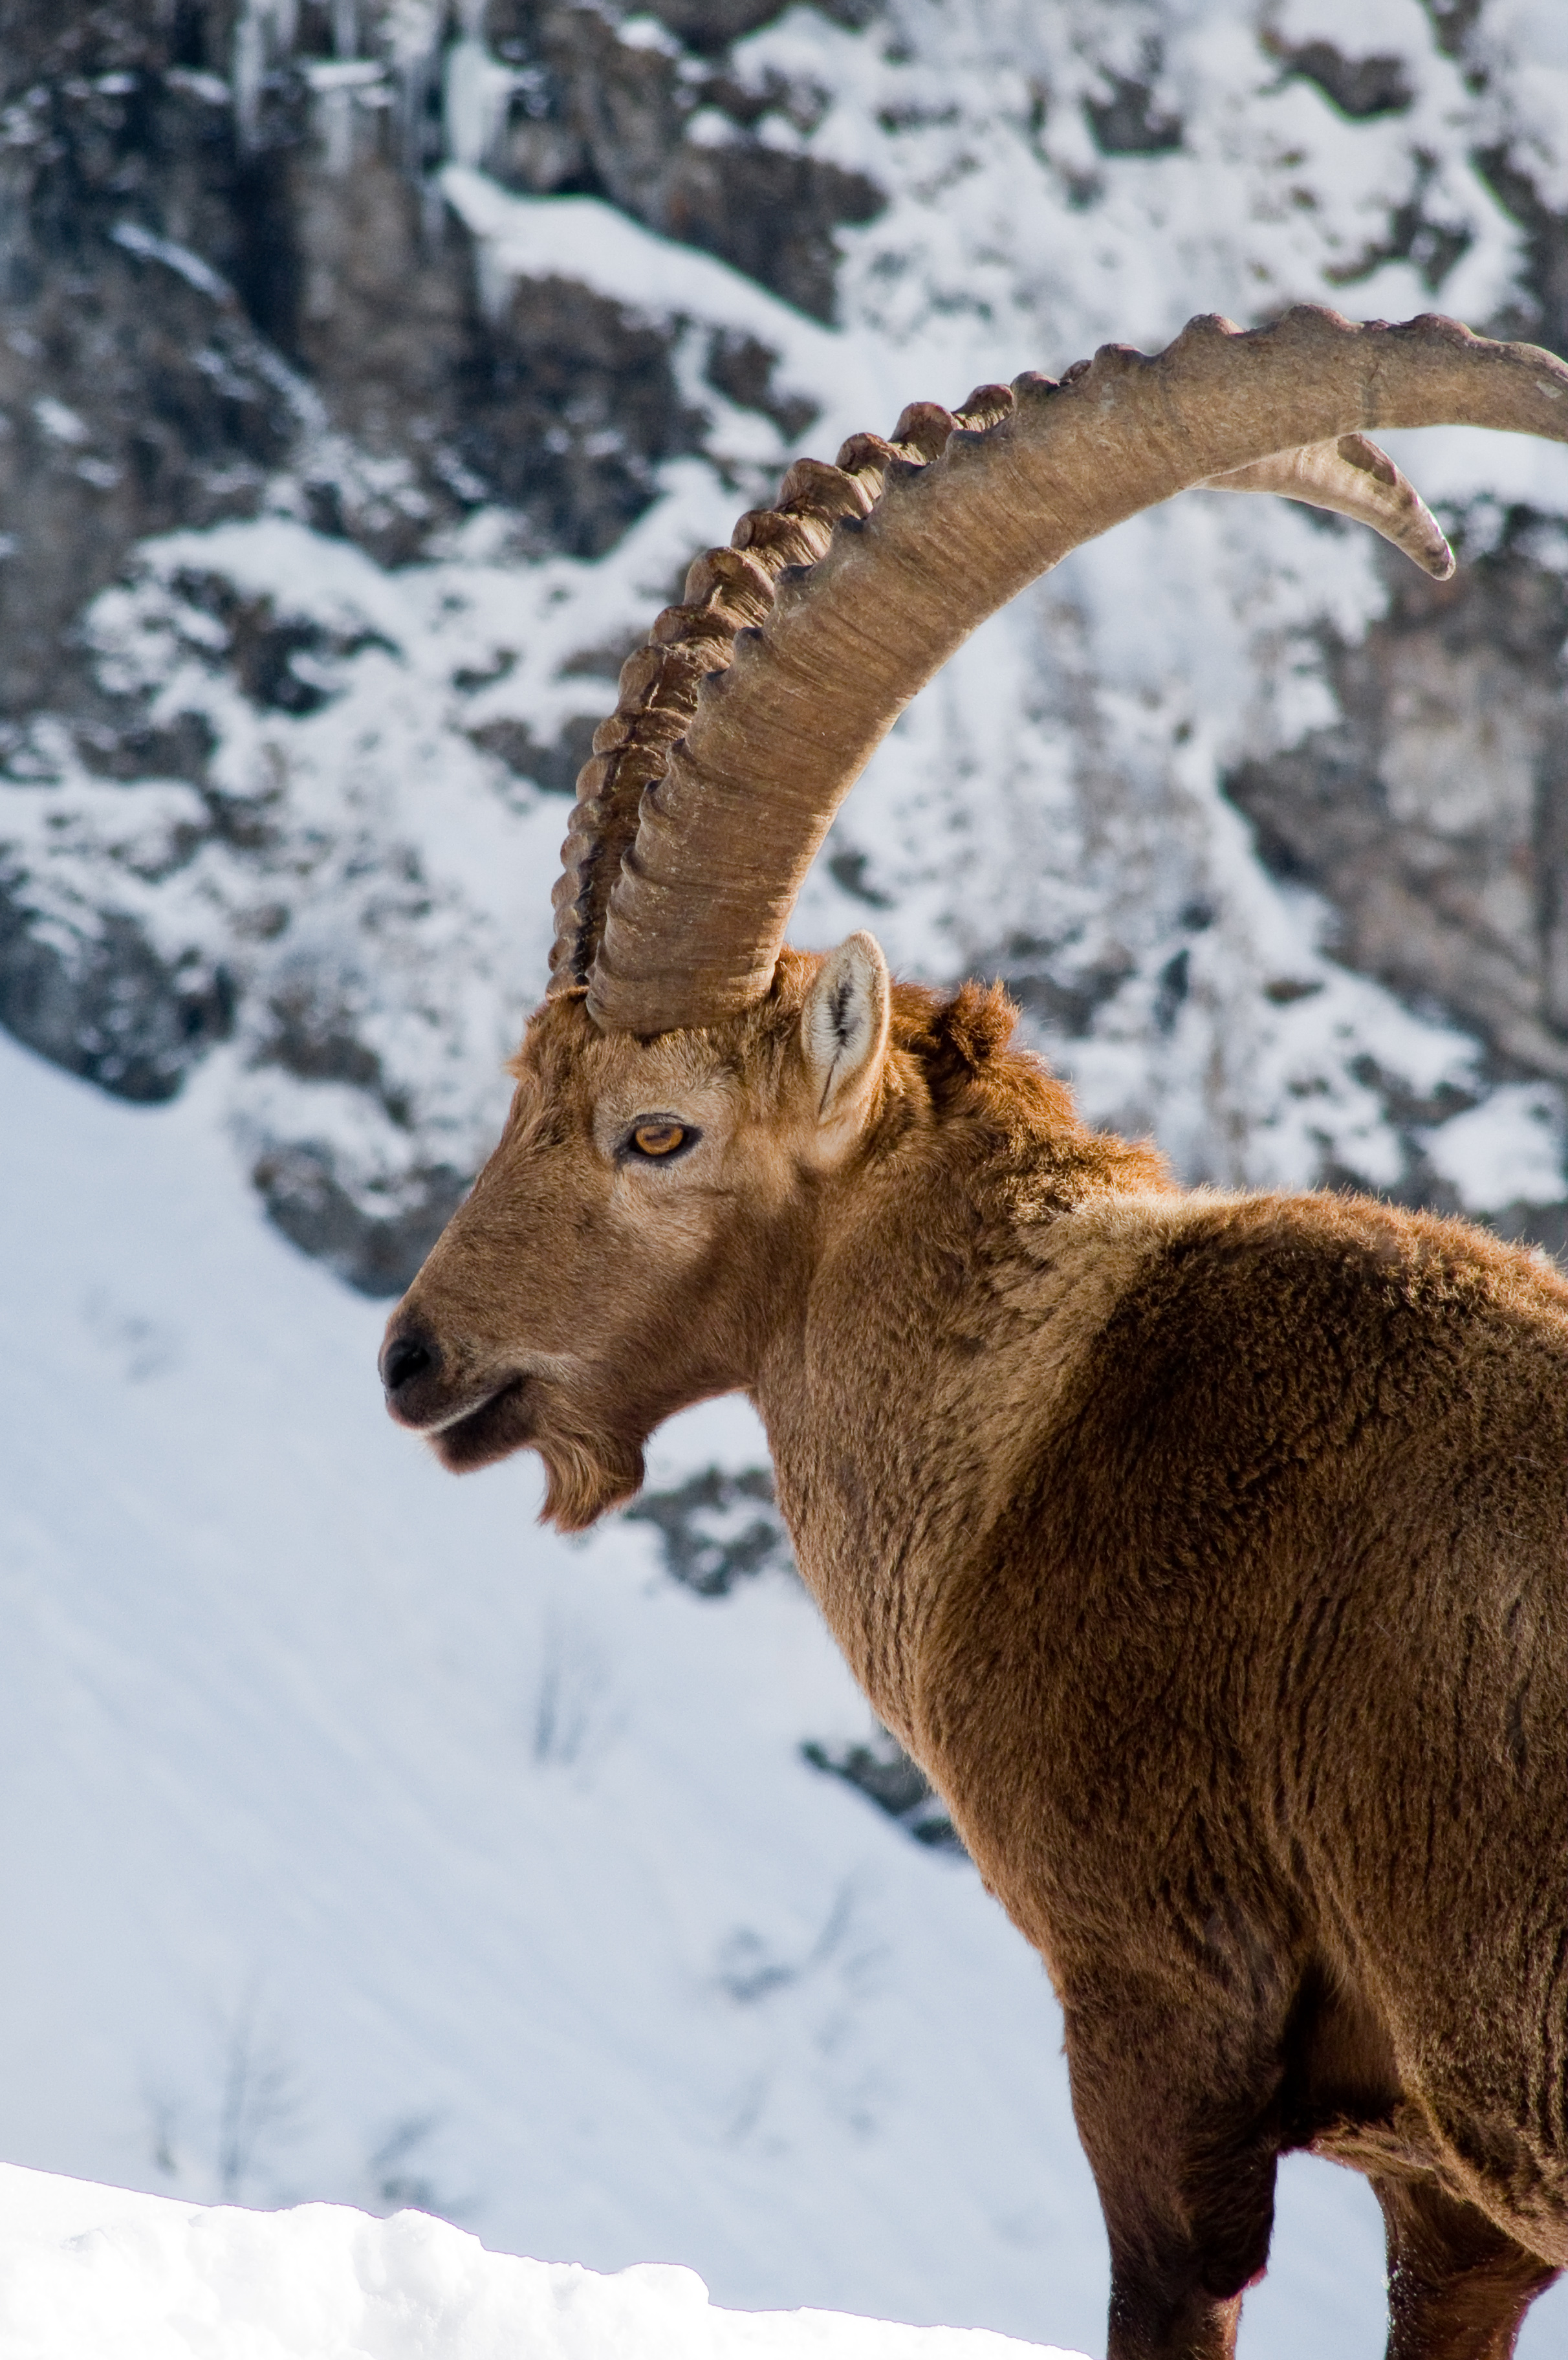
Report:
5,1029,1565,2356
0,2164,1076,2360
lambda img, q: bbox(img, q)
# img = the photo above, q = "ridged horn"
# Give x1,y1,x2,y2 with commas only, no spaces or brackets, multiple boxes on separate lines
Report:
550,307,1568,1034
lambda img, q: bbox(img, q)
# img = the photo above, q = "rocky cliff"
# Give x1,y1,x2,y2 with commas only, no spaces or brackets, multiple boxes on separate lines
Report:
4,0,1568,1287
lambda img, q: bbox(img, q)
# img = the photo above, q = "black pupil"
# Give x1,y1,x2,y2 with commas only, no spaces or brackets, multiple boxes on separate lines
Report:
639,1124,681,1153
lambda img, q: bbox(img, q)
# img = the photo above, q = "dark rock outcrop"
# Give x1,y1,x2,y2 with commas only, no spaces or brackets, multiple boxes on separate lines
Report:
1084,66,1182,157
1272,39,1414,121
801,1729,963,1853
250,1137,472,1297
481,0,884,320
0,0,876,707
0,892,234,1102
624,1463,795,1595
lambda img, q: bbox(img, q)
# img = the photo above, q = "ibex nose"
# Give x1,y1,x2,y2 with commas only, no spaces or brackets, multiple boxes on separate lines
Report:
380,1318,439,1400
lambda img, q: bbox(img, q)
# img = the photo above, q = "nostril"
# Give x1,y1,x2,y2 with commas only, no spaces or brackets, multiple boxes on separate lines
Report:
381,1329,437,1395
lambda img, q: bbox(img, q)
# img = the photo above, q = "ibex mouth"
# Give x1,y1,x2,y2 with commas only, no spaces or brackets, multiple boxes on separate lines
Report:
428,1377,534,1473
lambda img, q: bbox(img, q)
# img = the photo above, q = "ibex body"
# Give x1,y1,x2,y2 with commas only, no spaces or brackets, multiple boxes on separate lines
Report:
383,309,1568,2359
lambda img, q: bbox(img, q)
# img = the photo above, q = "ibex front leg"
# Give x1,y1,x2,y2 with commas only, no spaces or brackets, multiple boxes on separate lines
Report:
1064,1999,1280,2360
1098,2159,1274,2360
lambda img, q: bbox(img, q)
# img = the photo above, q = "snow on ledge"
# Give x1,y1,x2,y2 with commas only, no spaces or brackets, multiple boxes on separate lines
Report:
0,2164,1084,2360
1419,1082,1568,1212
435,164,886,445
438,164,838,358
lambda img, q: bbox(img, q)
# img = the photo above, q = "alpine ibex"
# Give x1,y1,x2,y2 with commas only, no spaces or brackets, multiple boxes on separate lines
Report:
382,309,1568,2360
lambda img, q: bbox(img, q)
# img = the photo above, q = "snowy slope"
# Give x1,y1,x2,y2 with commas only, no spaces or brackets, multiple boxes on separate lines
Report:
0,2165,1078,2360
0,1023,1096,2342
4,1028,1564,2357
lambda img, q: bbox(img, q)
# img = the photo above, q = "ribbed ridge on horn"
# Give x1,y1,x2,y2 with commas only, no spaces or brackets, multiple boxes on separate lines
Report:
547,384,1005,1001
557,308,1568,1032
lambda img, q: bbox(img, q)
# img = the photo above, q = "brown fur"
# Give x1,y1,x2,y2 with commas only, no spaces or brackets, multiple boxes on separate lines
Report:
383,958,1568,2359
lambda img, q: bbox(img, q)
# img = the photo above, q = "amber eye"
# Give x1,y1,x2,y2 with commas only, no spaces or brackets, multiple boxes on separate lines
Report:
631,1120,689,1159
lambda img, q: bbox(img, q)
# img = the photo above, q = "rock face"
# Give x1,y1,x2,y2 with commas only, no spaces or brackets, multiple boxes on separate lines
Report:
0,0,877,639
1228,512,1568,1086
477,0,883,320
0,0,878,1285
4,0,1568,1291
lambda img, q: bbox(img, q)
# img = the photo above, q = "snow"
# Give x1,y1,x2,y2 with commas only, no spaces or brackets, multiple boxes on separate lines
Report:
31,398,90,448
1420,1082,1568,1209
109,222,234,305
437,167,866,431
0,2167,1077,2360
442,43,520,175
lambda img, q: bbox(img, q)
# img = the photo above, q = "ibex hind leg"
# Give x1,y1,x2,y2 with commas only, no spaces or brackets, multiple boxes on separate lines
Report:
1375,2174,1560,2360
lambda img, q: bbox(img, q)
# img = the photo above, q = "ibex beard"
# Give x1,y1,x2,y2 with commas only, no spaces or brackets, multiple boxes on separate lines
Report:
382,309,1568,2360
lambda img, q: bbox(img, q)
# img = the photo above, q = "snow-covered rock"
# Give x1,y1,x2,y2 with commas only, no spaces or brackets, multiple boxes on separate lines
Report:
6,1,1568,1283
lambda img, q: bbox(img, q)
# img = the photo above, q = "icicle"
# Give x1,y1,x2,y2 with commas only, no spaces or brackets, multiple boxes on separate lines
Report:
381,0,447,175
442,37,517,172
304,60,387,176
474,234,512,323
381,0,448,78
232,0,300,152
321,80,354,173
232,4,265,149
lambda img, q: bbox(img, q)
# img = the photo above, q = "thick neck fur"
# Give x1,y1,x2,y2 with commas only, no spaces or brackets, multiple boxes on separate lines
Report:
754,983,1168,1748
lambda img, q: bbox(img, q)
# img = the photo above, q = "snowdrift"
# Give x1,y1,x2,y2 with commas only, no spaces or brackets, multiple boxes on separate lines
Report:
0,2164,1081,2360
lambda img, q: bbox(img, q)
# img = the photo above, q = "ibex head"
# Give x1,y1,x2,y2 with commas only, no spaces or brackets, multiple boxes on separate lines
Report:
381,307,1568,1524
380,934,897,1526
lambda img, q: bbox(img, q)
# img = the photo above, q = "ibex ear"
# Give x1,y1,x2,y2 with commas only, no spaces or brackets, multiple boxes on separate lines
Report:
802,932,890,1139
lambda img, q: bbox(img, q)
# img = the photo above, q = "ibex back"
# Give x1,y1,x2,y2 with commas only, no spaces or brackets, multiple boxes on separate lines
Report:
382,309,1568,2360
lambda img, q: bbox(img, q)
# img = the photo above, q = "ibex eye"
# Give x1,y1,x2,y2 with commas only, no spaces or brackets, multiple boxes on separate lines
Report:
629,1119,690,1158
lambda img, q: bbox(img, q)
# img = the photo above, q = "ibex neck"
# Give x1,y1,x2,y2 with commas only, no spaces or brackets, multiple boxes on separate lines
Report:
756,1148,1164,1749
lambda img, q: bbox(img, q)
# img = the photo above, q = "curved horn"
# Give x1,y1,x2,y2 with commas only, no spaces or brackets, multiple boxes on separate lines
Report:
1201,430,1455,578
556,308,1568,1033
